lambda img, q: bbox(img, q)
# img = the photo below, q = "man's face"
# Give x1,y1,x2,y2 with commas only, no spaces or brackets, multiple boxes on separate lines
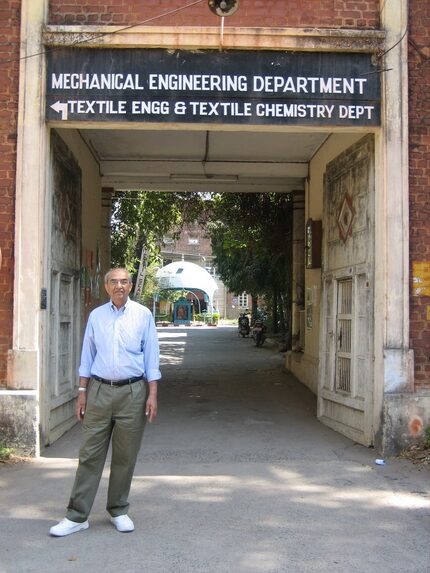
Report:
105,269,132,308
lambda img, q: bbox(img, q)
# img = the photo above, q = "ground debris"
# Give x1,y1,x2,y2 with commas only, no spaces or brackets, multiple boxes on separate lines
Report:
0,454,32,466
399,444,430,465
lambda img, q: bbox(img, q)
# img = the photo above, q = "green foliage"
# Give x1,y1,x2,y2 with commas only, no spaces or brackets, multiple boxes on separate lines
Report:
211,312,220,324
0,445,14,461
194,312,220,323
207,192,293,335
111,191,206,273
136,261,161,304
425,426,430,448
160,289,184,304
155,314,170,322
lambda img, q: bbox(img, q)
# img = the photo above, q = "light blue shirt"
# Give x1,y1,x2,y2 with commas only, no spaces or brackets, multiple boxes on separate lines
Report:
79,298,161,382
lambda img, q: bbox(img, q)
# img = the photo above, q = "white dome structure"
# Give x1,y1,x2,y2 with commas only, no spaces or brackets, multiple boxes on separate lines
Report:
156,261,218,309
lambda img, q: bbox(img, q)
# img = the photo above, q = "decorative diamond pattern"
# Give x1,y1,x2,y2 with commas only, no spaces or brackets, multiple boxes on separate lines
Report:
337,194,355,243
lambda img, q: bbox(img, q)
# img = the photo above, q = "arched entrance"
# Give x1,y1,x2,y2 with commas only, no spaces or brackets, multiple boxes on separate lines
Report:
156,260,219,324
9,3,413,455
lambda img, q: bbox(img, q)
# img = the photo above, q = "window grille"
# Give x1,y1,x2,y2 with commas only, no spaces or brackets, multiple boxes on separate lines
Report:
335,278,353,393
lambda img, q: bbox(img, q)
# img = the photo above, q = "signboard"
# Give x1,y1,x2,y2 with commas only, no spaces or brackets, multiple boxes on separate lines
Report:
412,261,430,297
46,49,380,126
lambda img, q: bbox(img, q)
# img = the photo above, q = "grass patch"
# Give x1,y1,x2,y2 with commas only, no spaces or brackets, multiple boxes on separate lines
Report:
0,445,14,462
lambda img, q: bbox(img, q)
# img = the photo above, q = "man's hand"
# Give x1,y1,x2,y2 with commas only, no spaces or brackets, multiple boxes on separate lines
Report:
76,392,87,421
76,377,89,421
146,381,158,423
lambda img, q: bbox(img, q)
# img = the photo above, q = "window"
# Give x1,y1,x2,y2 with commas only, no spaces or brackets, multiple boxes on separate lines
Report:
238,292,249,308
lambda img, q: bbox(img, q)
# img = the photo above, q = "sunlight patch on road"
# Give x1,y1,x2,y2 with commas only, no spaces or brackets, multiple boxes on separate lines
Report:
378,492,430,509
240,550,279,572
157,332,188,339
133,474,240,502
159,335,188,365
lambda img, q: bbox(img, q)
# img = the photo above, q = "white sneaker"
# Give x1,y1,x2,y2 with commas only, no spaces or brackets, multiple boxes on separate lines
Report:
110,514,134,532
49,517,89,537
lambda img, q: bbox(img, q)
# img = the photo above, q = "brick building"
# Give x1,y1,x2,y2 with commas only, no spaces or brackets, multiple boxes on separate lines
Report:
0,1,428,455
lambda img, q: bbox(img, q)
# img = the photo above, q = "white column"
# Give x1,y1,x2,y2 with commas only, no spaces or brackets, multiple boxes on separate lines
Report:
374,0,415,453
6,0,48,455
378,0,413,392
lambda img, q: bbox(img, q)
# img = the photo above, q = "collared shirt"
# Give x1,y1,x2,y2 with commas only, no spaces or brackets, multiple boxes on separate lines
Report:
79,298,161,382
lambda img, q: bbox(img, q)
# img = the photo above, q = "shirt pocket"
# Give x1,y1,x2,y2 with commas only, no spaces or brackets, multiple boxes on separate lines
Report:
118,321,142,355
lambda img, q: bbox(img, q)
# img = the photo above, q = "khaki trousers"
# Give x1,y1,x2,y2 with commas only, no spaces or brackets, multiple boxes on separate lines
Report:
66,379,147,523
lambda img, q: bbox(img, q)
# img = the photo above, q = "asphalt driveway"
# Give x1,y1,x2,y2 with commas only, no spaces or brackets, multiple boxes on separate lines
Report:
1,325,429,573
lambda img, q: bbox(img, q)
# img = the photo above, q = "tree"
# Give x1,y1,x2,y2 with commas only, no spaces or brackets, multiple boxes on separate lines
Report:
207,192,293,340
110,190,205,275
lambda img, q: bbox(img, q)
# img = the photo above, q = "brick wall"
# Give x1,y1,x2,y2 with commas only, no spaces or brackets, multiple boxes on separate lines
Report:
164,222,213,261
48,0,380,29
409,0,430,390
0,1,20,387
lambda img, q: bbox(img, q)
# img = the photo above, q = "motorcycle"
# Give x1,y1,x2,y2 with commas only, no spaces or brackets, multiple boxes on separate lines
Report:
252,316,266,347
238,313,250,337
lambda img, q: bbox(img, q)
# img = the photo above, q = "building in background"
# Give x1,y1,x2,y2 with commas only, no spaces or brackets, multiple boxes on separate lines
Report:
160,222,251,320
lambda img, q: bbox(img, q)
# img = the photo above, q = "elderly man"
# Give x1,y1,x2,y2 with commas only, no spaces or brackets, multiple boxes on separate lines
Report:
50,267,161,536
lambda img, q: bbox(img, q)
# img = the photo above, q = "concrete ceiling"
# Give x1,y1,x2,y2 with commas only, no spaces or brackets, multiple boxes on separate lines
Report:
77,128,331,193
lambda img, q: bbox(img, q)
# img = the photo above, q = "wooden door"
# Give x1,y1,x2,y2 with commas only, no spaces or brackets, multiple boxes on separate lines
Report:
318,136,375,446
44,132,82,445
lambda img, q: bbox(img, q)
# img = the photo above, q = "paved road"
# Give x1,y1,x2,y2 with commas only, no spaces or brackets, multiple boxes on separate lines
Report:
1,325,429,573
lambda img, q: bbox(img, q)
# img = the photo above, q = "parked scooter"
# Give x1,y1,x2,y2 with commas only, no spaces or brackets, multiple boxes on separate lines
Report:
238,313,250,337
252,316,267,347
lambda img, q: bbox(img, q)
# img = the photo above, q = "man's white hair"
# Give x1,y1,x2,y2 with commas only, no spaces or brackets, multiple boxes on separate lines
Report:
104,268,132,283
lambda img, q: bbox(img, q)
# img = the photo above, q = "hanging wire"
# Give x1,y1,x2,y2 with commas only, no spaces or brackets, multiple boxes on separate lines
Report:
377,26,408,60
1,0,413,69
377,0,429,73
0,0,205,66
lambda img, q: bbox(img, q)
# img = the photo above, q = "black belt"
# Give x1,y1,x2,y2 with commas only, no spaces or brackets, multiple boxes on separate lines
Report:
92,375,143,386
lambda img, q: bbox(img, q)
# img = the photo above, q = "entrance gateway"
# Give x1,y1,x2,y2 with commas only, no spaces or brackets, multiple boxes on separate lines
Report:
41,47,382,448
